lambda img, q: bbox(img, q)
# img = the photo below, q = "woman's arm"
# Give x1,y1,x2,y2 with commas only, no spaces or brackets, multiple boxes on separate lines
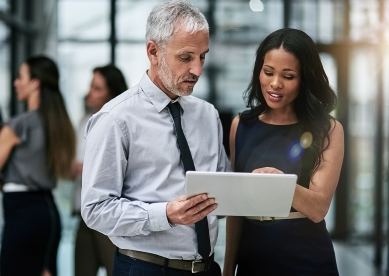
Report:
292,120,344,223
223,116,243,276
0,126,20,171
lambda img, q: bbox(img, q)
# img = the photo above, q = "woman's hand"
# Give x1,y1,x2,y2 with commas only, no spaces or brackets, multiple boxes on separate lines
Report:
252,167,284,174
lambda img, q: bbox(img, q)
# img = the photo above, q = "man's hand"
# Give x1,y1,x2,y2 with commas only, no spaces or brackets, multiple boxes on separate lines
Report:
166,194,217,225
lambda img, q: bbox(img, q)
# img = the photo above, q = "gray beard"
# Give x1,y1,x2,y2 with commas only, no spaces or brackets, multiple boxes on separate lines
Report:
157,55,192,97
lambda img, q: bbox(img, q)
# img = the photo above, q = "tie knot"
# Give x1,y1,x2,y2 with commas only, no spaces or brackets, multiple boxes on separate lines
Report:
168,102,181,118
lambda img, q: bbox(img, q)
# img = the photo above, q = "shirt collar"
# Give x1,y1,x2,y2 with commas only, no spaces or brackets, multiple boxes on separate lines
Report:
139,72,183,113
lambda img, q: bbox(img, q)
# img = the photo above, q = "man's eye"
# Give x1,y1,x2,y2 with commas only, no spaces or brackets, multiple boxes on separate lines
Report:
180,56,191,62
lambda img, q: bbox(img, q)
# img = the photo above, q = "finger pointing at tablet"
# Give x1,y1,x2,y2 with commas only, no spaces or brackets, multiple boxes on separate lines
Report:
252,167,284,174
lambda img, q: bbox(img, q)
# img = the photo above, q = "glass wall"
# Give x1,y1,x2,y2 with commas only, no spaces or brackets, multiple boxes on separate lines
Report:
347,0,387,241
215,0,283,43
348,48,378,238
57,0,110,125
383,50,389,235
58,1,110,40
0,21,9,123
116,0,157,88
0,0,387,273
290,0,344,43
350,0,380,42
58,42,110,124
0,0,7,10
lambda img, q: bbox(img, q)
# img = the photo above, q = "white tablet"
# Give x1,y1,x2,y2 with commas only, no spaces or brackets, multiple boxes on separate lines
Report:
185,171,297,217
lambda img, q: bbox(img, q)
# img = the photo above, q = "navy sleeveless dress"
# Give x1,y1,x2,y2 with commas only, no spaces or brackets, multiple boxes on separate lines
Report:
234,113,339,275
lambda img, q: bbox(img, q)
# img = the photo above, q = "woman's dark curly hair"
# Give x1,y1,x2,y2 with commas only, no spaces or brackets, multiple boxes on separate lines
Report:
242,28,338,174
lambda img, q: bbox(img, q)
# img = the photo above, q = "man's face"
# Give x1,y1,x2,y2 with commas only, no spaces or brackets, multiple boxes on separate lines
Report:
156,29,209,97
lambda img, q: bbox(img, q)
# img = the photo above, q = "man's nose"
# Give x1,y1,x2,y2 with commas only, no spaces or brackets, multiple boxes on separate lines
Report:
189,59,203,77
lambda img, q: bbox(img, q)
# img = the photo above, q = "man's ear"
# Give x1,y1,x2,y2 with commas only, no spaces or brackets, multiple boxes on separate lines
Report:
146,41,160,66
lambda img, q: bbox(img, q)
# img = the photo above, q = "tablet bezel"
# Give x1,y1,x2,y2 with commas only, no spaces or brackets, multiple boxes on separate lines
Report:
185,171,297,217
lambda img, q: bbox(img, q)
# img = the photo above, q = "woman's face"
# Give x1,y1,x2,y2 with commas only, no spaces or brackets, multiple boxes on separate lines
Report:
85,71,111,112
13,63,37,102
259,48,301,113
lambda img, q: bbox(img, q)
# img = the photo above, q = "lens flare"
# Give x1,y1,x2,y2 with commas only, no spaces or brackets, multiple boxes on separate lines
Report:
300,132,313,149
288,140,304,162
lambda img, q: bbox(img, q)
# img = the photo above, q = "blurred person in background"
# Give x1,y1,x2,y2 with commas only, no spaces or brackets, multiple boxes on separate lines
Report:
223,28,344,276
0,55,76,276
72,65,128,276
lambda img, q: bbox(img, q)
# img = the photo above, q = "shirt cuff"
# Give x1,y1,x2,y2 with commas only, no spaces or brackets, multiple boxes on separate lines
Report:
148,202,172,232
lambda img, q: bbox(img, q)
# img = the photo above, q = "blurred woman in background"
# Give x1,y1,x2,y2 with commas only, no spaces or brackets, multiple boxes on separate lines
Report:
72,65,128,276
0,55,75,276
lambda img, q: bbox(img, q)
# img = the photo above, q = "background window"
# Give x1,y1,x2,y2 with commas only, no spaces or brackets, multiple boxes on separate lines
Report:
0,21,9,122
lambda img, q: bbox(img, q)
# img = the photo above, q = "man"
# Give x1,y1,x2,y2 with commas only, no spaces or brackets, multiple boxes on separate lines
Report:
81,0,230,275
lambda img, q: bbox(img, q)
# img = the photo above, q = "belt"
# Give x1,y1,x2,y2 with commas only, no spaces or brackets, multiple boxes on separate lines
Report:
118,249,213,273
247,211,307,221
2,183,31,193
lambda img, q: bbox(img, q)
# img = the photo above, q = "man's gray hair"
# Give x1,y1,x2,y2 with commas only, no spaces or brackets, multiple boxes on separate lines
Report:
146,0,209,48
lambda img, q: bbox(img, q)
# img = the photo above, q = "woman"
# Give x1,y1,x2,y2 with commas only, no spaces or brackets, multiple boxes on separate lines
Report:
0,56,76,276
72,65,128,276
223,28,344,275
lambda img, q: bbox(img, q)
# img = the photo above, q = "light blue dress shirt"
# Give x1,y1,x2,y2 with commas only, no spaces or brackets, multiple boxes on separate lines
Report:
81,72,231,260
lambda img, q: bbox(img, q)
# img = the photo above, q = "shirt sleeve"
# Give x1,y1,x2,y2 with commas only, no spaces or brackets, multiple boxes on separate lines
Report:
6,114,28,143
81,112,172,237
215,109,232,173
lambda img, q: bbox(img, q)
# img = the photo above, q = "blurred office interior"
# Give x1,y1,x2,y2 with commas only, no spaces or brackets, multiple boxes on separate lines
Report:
1,0,389,275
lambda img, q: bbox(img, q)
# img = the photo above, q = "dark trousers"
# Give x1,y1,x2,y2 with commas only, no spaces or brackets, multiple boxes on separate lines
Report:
0,191,61,276
75,219,115,276
113,249,221,276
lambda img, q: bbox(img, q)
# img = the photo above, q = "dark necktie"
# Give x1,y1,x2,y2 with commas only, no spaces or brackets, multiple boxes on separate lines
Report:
168,101,211,261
